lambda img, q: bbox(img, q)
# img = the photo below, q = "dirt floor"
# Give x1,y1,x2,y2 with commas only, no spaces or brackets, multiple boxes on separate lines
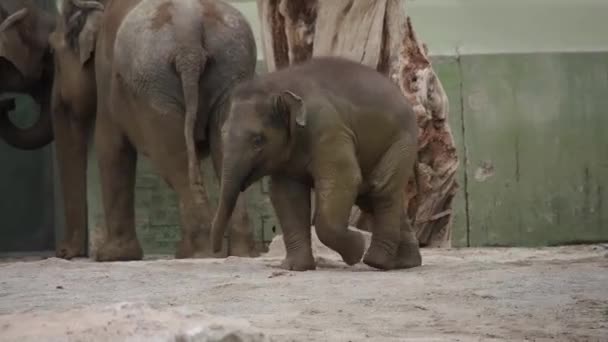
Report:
0,232,607,341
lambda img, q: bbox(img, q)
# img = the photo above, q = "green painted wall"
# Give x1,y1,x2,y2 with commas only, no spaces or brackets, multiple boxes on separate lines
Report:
454,52,608,246
434,52,608,247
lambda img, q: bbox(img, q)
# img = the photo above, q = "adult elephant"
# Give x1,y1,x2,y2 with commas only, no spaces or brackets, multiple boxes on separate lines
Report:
48,0,258,260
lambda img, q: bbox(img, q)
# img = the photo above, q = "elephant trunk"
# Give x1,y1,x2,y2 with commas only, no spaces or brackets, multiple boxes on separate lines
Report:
0,95,53,150
211,155,251,253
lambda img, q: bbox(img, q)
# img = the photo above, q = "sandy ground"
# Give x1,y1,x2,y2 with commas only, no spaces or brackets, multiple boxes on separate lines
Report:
0,232,607,341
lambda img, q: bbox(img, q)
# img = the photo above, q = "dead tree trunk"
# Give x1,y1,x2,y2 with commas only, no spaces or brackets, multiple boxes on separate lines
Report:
257,0,459,248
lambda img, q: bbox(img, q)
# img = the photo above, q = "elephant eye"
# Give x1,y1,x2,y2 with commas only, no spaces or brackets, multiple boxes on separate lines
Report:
251,134,266,148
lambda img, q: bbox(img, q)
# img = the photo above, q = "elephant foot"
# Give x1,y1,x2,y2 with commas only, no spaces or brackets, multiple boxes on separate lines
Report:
175,236,224,259
56,239,86,260
336,230,366,266
95,237,143,262
395,241,422,269
229,238,260,258
363,240,397,270
280,252,316,271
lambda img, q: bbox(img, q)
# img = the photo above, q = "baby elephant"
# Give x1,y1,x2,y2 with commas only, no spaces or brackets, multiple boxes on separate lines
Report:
211,57,422,271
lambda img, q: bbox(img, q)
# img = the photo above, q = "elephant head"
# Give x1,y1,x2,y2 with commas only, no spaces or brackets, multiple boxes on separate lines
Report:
48,0,104,118
211,85,307,252
0,0,56,149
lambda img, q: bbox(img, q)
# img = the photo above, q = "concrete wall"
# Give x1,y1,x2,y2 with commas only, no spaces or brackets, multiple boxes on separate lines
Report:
437,52,608,247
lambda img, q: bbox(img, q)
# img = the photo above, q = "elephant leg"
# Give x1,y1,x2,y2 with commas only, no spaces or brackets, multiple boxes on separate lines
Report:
313,157,365,266
150,144,219,259
52,108,90,259
362,194,401,270
94,115,142,262
141,106,219,259
226,196,259,257
269,176,315,271
350,206,373,232
396,209,422,269
209,118,258,257
362,134,419,270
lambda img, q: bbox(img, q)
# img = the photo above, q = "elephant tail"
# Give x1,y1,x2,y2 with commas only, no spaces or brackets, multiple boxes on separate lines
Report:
175,47,209,192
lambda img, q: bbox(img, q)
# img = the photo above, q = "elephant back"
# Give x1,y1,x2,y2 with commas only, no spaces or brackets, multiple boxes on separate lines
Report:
112,0,257,124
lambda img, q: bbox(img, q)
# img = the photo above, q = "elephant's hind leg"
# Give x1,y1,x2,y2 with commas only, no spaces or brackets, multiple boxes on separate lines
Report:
396,209,422,269
363,134,420,270
143,107,220,259
94,115,143,262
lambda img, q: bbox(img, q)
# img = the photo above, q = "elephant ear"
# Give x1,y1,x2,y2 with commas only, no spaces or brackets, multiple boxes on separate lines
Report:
275,90,307,129
0,8,34,77
65,8,102,66
65,0,105,66
76,10,102,66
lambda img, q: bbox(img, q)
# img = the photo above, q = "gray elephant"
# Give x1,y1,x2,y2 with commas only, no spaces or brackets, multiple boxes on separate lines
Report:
45,0,260,261
211,57,422,271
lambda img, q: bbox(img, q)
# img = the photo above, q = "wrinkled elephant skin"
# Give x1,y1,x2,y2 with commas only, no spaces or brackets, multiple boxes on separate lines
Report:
212,57,423,271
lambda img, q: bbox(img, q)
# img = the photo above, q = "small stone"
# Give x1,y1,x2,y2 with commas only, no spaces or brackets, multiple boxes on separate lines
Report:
268,271,288,278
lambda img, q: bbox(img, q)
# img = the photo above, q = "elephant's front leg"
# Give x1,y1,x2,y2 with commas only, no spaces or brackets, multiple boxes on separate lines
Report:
226,195,260,257
313,162,366,266
269,176,315,271
94,115,143,262
52,106,90,259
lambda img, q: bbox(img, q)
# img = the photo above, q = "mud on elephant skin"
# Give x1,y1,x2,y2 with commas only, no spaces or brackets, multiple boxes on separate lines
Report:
48,0,260,261
211,57,423,271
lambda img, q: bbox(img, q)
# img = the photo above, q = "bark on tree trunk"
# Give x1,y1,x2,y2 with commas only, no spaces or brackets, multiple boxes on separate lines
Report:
257,0,459,248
